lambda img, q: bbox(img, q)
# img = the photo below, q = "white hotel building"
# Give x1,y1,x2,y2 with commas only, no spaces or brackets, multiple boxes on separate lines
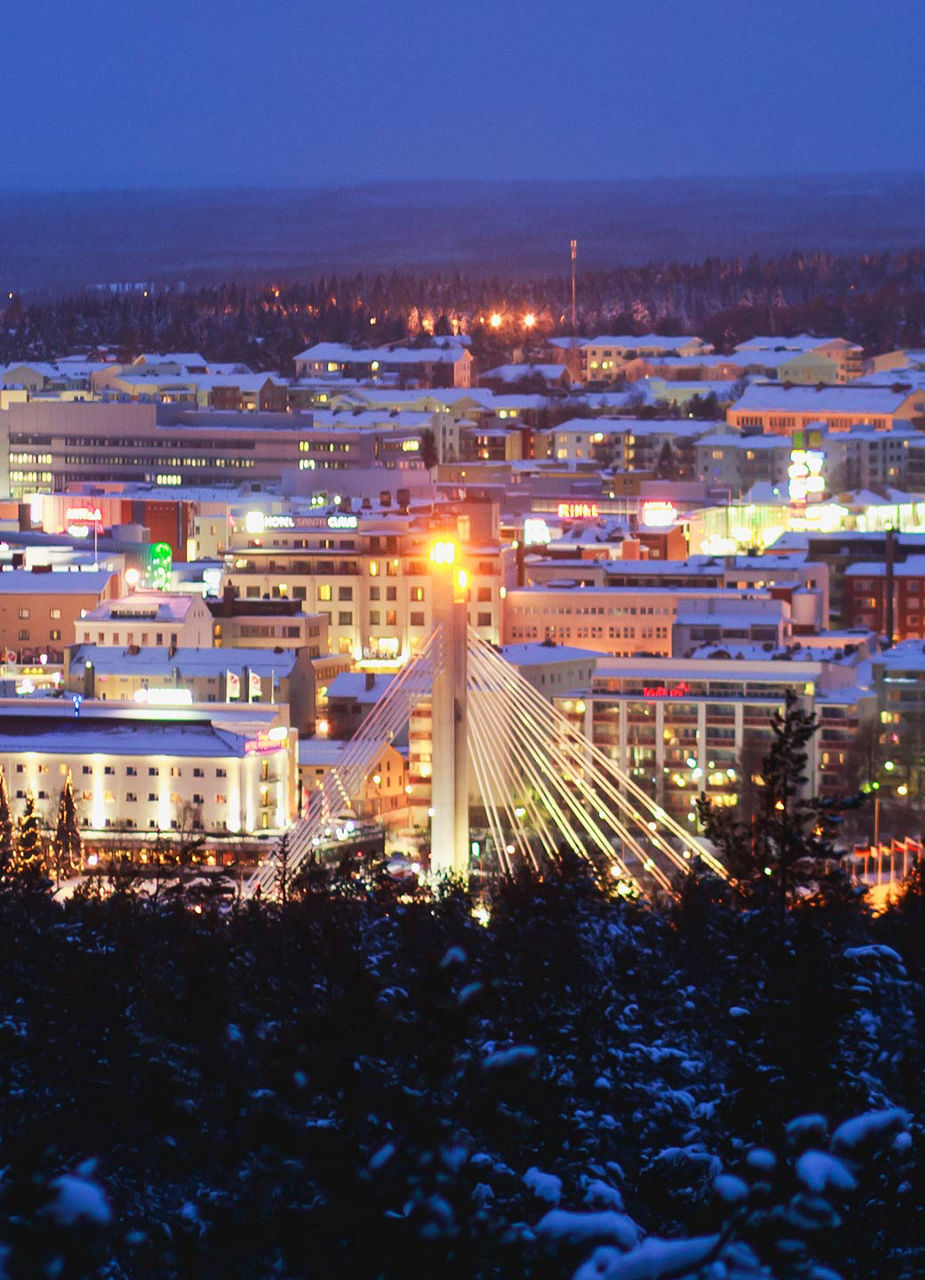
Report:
0,701,297,845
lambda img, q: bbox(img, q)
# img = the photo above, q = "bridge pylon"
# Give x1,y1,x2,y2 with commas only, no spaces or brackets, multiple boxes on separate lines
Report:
428,540,470,880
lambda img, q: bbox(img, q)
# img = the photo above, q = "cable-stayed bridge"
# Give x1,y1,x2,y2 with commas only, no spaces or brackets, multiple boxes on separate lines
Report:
249,546,727,899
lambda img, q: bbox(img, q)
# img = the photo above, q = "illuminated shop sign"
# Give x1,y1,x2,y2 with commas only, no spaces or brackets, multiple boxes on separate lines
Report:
327,514,358,530
640,500,678,528
133,688,194,706
643,682,691,698
556,501,599,520
244,726,288,754
523,517,552,546
788,450,825,503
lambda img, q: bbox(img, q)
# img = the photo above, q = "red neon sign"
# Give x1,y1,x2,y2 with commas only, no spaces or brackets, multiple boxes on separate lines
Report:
557,501,599,520
643,682,690,698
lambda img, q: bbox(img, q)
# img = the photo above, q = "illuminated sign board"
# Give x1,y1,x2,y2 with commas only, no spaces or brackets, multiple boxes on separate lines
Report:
788,449,825,503
66,505,103,524
147,542,173,591
66,505,103,534
327,514,358,530
557,501,599,520
244,728,287,754
643,682,690,698
134,688,194,707
640,500,678,529
401,439,420,452
523,517,552,546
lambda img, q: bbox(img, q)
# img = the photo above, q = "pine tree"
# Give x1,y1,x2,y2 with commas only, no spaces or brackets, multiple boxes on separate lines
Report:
52,773,82,884
697,688,849,924
16,793,44,873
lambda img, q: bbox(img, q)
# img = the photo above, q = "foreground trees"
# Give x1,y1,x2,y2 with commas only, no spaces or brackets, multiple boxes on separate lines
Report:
0,846,920,1279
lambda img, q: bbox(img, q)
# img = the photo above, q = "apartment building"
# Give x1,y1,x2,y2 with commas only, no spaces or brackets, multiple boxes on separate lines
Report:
0,567,119,665
503,584,791,657
733,335,865,383
577,655,874,823
76,592,213,649
727,383,924,435
845,556,925,641
293,343,473,388
579,335,713,383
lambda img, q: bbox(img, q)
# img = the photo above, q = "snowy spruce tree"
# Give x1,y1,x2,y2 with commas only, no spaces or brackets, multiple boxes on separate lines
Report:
0,765,14,874
52,773,82,883
15,792,45,873
697,688,851,921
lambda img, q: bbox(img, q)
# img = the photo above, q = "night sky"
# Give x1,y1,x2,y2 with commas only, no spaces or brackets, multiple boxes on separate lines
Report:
5,0,923,189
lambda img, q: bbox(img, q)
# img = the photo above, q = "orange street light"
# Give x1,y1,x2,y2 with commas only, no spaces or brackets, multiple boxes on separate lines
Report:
524,312,536,328
489,313,502,329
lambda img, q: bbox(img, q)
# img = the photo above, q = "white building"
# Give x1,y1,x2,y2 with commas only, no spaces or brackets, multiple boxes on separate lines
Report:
77,593,213,649
0,700,295,840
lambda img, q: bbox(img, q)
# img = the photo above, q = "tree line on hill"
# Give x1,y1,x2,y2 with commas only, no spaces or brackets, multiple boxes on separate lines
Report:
3,248,924,374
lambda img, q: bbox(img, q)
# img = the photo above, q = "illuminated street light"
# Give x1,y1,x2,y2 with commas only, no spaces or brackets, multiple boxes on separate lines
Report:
524,312,536,328
489,313,502,329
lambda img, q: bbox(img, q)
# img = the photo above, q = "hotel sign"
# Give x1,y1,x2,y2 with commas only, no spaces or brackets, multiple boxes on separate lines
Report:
556,501,599,520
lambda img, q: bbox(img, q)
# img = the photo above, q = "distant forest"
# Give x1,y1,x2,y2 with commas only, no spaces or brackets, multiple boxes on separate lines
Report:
4,248,925,373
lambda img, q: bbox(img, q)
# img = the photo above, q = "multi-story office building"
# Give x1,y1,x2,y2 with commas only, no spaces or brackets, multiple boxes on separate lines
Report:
0,401,315,497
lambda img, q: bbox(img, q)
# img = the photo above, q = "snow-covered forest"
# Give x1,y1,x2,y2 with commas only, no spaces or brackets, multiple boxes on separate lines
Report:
0,851,921,1280
3,247,924,370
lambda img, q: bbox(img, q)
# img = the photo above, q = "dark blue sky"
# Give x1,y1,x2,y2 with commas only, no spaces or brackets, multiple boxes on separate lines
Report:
6,0,922,189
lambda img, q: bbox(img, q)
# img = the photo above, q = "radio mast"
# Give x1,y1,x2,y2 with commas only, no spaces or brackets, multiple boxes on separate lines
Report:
570,238,577,333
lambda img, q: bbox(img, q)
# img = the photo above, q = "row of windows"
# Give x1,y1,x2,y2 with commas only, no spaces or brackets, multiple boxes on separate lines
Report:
62,436,257,450
510,604,670,617
16,764,232,778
